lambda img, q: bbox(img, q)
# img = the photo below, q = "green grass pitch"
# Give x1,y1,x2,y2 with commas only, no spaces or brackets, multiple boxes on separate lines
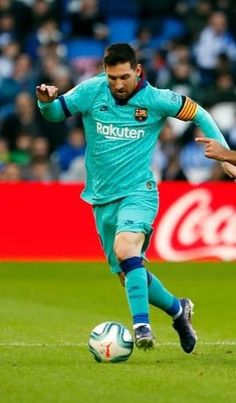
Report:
0,261,236,403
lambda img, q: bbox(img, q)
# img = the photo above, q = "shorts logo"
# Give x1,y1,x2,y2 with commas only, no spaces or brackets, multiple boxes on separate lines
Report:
134,108,148,122
124,220,134,225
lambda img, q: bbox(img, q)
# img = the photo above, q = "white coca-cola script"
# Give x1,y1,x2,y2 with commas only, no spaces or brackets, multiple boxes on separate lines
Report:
154,188,236,261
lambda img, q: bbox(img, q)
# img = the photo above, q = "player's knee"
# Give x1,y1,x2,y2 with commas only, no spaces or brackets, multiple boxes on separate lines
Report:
114,243,135,261
114,232,145,262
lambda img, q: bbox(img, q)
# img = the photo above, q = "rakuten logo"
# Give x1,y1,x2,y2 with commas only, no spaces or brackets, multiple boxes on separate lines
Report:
154,188,236,261
96,122,145,140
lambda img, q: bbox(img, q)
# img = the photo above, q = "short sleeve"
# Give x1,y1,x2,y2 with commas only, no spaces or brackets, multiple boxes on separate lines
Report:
61,82,92,115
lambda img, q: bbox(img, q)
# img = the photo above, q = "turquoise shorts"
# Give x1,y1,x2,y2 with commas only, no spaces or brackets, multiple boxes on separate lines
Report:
93,191,158,273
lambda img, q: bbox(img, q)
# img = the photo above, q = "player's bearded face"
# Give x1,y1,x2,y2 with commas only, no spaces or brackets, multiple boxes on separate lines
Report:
105,62,141,100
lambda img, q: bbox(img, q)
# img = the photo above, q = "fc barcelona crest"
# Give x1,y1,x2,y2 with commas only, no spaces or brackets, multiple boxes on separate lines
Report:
134,108,148,122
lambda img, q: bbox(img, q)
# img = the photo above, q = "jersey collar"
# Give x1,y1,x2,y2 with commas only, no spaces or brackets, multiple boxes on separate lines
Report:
109,71,148,106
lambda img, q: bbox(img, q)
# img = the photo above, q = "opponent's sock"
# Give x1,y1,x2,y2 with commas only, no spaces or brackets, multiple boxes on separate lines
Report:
146,270,182,317
120,257,150,327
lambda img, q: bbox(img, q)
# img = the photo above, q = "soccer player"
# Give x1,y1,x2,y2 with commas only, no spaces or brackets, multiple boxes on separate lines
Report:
196,137,236,168
36,43,235,353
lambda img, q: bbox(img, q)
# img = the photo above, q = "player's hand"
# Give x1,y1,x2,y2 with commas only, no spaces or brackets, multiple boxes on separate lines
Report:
195,137,228,161
220,161,236,179
36,84,58,103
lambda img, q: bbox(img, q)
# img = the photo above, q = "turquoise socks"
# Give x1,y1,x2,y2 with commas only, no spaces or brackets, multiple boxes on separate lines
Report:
120,257,149,327
120,257,181,327
147,270,181,316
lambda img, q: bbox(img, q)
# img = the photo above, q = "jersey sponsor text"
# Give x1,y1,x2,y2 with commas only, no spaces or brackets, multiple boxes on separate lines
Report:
96,122,145,140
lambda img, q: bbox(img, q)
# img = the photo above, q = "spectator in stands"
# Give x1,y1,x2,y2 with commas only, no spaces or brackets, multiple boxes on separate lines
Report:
50,66,75,95
0,137,10,168
0,53,37,121
24,159,57,181
0,0,31,42
0,12,16,48
32,0,56,24
201,71,236,107
166,41,193,69
0,90,68,151
0,162,22,181
0,91,42,149
193,11,236,86
10,132,32,166
144,48,169,87
214,0,236,40
162,60,200,99
0,40,21,80
52,127,86,172
132,27,155,71
162,154,188,181
137,0,186,51
59,156,87,182
25,18,64,60
37,52,68,85
154,41,197,88
183,0,213,41
215,51,235,77
13,53,37,94
67,0,108,40
22,136,59,181
72,57,104,84
152,121,187,181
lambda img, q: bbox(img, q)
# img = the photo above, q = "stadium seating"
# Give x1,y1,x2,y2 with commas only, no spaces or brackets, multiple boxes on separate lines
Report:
107,17,139,44
65,38,105,61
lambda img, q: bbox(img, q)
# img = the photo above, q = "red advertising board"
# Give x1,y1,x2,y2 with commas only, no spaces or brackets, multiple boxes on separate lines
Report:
149,182,236,261
0,182,235,261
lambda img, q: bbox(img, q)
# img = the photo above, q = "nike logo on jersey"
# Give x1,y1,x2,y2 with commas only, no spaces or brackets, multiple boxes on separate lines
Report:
100,105,109,111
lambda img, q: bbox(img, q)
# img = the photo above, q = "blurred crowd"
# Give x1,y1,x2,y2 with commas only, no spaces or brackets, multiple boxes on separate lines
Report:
1,0,236,183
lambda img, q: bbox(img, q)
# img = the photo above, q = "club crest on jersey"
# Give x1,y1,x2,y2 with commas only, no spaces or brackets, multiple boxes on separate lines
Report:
134,108,148,122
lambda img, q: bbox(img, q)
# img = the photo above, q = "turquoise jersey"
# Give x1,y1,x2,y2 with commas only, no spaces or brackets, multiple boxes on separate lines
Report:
38,74,229,204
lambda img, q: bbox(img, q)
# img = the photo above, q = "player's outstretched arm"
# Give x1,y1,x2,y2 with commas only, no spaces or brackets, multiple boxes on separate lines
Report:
195,137,236,165
196,137,236,178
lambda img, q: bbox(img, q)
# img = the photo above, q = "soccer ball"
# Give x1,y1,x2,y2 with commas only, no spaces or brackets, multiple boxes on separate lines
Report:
88,321,134,363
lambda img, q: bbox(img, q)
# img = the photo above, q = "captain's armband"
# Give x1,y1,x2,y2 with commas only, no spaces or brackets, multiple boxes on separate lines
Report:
176,96,198,121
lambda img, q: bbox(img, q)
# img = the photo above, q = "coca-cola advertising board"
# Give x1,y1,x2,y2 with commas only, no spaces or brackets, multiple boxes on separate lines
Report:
149,181,236,261
0,182,235,261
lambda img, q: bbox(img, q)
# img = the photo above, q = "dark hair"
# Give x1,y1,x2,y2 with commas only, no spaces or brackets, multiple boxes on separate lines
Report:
103,43,138,69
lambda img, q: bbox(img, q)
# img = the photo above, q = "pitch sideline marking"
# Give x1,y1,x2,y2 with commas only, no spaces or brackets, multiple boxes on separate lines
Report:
0,341,236,347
